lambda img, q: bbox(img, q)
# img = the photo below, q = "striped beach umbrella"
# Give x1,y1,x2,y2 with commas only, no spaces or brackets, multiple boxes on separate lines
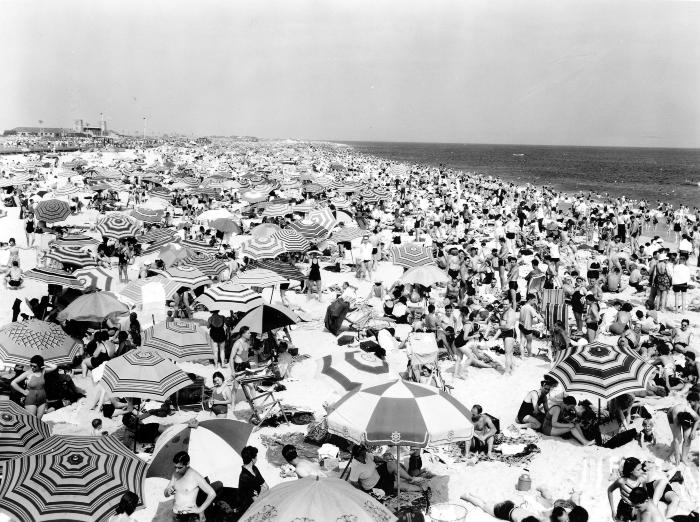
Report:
148,419,252,487
329,195,352,209
400,264,449,286
307,206,337,233
46,245,96,268
101,350,192,401
318,351,395,392
181,176,200,187
53,184,82,198
547,342,656,400
303,182,325,195
292,201,317,214
239,190,269,203
161,265,212,290
326,379,474,447
159,243,190,267
118,276,181,307
143,320,214,361
35,199,71,223
182,251,227,277
56,292,129,323
149,187,171,199
131,206,164,224
180,238,219,255
138,227,176,245
230,268,288,288
24,267,85,289
289,219,329,240
261,203,293,218
255,259,305,282
239,235,285,260
194,283,264,314
272,229,310,253
330,227,365,243
0,435,147,522
0,400,51,461
0,320,82,366
389,243,434,269
72,266,115,291
52,234,100,248
96,215,140,239
250,223,282,239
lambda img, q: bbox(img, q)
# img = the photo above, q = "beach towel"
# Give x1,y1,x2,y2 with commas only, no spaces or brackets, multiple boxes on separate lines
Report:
543,302,568,331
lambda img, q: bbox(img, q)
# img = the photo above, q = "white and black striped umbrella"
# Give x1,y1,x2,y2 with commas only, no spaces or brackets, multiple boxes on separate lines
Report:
261,203,293,218
72,266,115,291
0,399,51,460
272,229,310,253
331,227,365,243
35,199,71,223
131,207,164,224
388,243,434,269
180,238,219,255
143,320,214,361
101,350,192,401
0,320,83,366
161,265,212,290
24,267,85,289
46,245,96,268
239,235,285,260
307,206,337,233
96,215,140,239
547,342,656,400
182,251,227,278
118,276,181,306
0,435,146,522
53,184,82,198
194,282,263,313
52,234,100,248
255,259,305,282
288,219,330,240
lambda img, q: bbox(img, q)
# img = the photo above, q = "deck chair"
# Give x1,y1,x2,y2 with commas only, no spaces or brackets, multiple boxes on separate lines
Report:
527,274,546,302
235,373,290,429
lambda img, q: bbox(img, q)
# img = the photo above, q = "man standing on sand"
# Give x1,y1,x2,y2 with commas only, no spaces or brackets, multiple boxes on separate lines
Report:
497,298,518,375
519,293,543,358
164,451,217,522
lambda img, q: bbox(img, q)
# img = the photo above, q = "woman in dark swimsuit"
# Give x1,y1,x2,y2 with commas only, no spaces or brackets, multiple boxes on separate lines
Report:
306,252,322,300
516,380,555,429
11,355,57,420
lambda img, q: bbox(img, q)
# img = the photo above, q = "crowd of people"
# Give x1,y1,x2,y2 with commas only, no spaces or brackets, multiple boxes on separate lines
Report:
0,140,698,521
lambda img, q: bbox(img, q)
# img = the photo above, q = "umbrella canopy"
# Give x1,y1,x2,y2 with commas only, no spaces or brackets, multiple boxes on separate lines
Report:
230,268,288,288
194,282,263,314
181,251,227,278
240,476,396,522
261,203,293,218
272,229,310,253
239,235,285,260
318,351,395,392
547,342,656,400
250,223,282,239
180,238,219,255
118,276,181,307
327,379,473,447
52,234,100,248
400,264,449,286
34,199,71,223
255,259,305,282
389,243,434,269
56,291,129,323
72,266,115,291
142,319,214,361
139,227,177,245
307,206,337,233
289,219,329,240
131,206,164,224
331,227,365,243
0,435,146,522
96,215,140,239
0,400,51,461
232,303,299,335
101,349,192,401
240,189,269,203
0,320,82,366
24,267,85,289
210,218,242,234
161,265,212,290
46,245,96,268
148,419,252,487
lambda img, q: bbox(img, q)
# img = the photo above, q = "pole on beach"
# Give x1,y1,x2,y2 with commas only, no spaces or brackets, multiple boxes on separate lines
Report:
396,445,402,511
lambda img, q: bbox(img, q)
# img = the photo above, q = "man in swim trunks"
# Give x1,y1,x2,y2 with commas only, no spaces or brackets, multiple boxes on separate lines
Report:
164,451,217,521
469,404,497,457
519,293,543,357
497,299,518,376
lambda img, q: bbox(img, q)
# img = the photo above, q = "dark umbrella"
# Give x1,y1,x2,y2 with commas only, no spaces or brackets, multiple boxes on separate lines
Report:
232,303,299,335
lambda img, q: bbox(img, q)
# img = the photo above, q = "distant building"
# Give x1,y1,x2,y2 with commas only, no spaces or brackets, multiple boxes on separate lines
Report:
4,118,111,138
3,127,71,137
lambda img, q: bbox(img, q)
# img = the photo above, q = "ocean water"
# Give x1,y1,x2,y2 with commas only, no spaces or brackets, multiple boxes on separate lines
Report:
341,142,700,209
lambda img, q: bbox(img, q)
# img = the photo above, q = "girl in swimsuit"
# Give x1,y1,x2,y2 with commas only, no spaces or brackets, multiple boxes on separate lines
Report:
11,355,57,420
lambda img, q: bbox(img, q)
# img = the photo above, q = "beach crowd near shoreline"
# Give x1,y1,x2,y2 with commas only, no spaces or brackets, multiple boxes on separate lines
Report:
0,137,698,522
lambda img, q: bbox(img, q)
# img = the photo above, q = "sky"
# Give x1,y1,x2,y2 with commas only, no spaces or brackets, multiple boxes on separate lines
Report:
1,0,699,147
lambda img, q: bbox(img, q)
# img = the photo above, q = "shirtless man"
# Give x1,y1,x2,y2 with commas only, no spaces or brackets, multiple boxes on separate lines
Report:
498,299,518,375
164,451,216,522
629,486,665,522
519,293,543,357
469,404,497,458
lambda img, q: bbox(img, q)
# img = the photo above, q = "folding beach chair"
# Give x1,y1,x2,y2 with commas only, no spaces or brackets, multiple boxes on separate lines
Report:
527,274,546,302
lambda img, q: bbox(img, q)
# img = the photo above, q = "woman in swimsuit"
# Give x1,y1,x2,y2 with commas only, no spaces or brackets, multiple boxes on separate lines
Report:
207,371,233,418
607,457,680,521
11,355,57,420
516,380,556,430
461,491,540,522
541,395,593,445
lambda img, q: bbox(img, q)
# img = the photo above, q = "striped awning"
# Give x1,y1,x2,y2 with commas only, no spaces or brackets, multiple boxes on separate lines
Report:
0,435,147,522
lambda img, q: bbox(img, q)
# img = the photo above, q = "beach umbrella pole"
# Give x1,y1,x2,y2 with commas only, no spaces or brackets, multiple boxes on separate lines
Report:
396,445,401,512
